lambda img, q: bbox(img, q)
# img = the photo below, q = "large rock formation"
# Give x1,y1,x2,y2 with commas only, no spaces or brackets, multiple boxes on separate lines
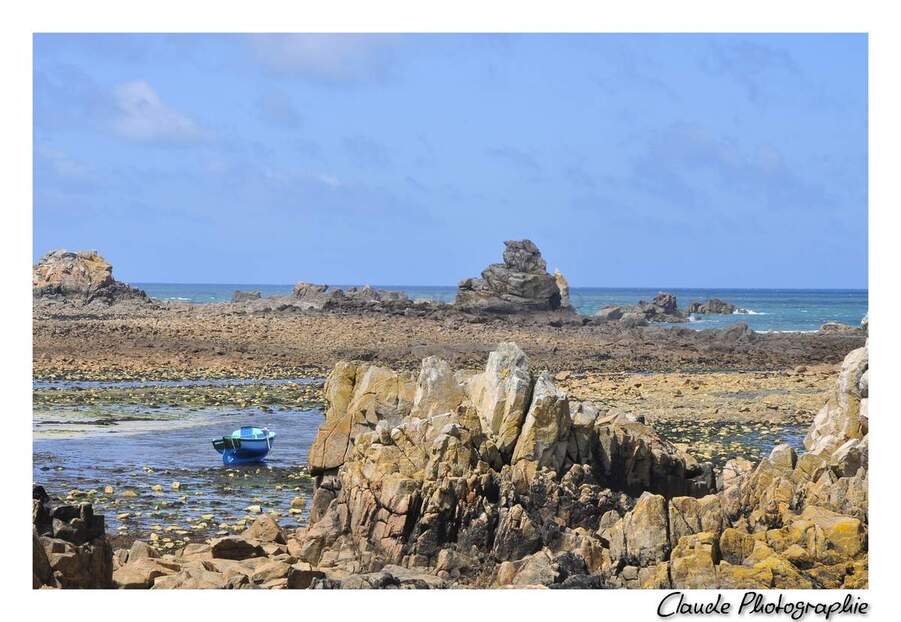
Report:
288,339,868,588
33,485,113,588
455,240,568,313
33,250,148,305
295,343,714,586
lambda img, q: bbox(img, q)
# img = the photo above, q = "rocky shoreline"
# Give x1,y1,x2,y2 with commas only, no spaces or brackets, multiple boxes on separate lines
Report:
35,339,867,589
32,241,868,589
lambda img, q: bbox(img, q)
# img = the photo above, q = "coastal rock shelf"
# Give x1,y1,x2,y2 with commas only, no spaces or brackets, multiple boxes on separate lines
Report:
283,341,867,588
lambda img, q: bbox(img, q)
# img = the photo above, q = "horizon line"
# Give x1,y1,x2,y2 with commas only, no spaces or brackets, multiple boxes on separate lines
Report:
128,281,869,292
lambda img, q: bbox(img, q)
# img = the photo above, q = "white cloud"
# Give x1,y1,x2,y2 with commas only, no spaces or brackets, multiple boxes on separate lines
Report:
247,34,395,84
111,81,206,143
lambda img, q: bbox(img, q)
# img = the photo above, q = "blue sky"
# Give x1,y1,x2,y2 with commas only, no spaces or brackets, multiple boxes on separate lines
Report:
33,34,867,288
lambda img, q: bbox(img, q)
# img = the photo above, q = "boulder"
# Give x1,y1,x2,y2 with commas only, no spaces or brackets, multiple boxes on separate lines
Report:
113,558,181,589
594,305,624,321
243,514,287,544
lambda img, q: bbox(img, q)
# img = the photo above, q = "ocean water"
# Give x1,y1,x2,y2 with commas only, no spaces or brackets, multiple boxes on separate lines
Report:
134,283,868,333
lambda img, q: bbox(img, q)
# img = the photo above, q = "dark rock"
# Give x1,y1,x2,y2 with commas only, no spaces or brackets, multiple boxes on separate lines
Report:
455,240,566,313
209,536,266,560
688,298,737,315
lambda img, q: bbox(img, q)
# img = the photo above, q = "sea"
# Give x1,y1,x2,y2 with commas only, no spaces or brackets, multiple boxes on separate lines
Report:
134,283,868,334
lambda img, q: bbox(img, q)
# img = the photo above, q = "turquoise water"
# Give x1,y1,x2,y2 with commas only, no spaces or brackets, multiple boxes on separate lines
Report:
134,283,867,333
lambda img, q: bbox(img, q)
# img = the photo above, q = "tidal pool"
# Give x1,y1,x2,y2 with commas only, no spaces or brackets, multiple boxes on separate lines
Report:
33,404,323,549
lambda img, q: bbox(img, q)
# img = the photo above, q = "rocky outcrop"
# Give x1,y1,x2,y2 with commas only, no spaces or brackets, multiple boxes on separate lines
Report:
33,250,148,305
818,322,859,334
292,283,410,312
554,269,570,308
804,341,868,457
232,290,261,303
33,485,113,588
294,343,713,586
594,292,686,324
288,338,868,589
688,298,737,315
455,240,567,313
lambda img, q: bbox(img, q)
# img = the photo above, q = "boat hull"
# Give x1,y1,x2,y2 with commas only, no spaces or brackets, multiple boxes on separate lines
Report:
220,447,270,465
212,432,275,465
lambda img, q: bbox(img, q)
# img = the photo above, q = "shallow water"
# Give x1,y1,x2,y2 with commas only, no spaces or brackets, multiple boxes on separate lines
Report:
33,377,319,391
33,405,322,546
654,419,808,467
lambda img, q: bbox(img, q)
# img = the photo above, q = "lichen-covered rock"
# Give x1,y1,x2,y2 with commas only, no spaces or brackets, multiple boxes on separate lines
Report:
602,493,670,566
669,532,719,588
465,342,533,457
511,372,571,473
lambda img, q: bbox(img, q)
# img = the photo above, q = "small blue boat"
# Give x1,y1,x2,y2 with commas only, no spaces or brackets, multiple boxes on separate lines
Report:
212,426,276,465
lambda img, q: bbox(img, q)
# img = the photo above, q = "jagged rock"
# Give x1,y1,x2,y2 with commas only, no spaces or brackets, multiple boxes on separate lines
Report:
669,532,719,588
596,292,686,325
292,282,408,311
307,362,415,475
554,269,570,308
667,495,724,548
511,372,571,474
465,342,534,456
805,343,868,456
688,298,736,314
292,338,868,589
455,240,565,313
32,250,148,305
32,485,113,589
603,493,670,566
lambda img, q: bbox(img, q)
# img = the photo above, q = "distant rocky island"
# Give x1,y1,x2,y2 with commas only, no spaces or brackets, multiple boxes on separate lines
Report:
32,240,753,330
